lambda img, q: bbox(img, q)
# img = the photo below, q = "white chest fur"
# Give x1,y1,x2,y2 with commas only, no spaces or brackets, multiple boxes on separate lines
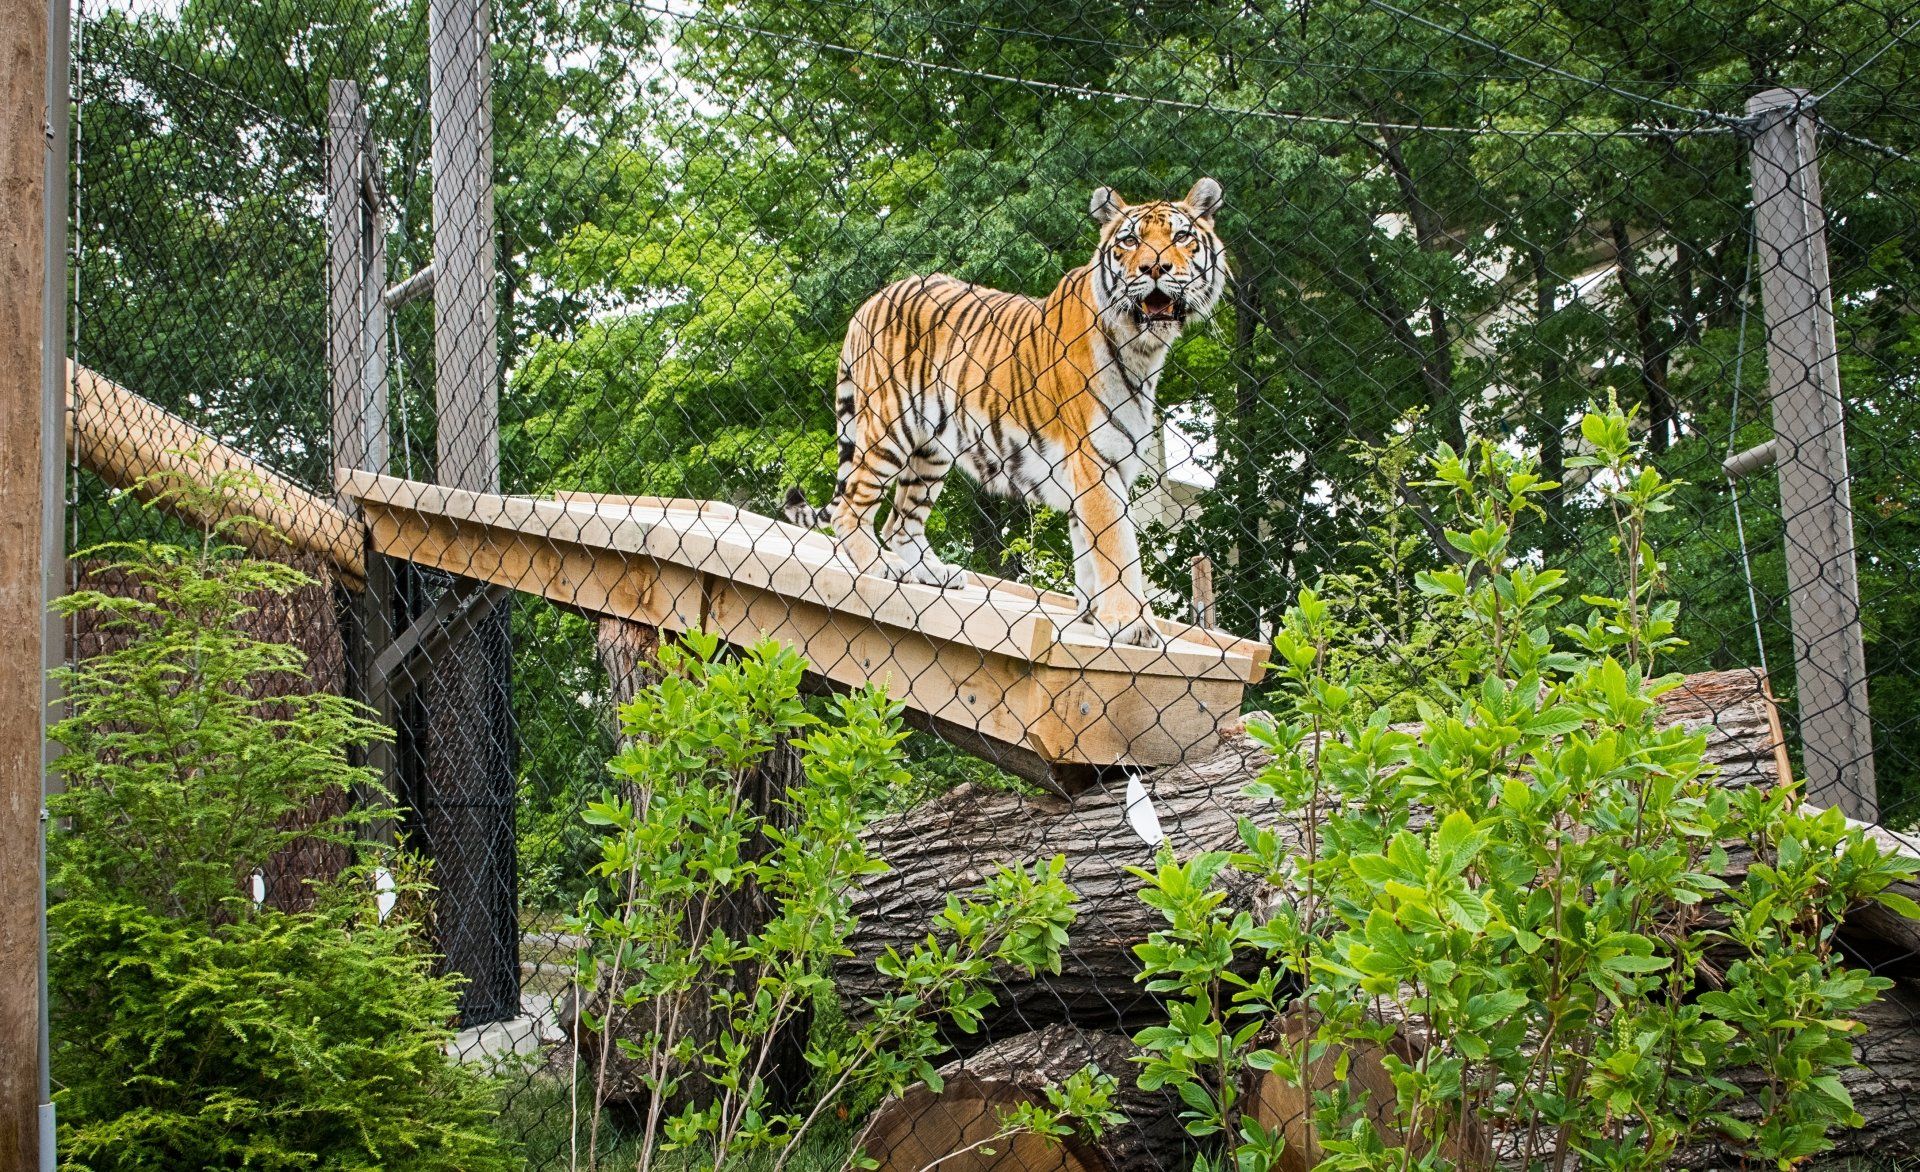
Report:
1087,324,1171,486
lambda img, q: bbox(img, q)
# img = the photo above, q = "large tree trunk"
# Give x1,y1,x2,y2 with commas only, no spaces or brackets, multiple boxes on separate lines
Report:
853,1026,1193,1172
837,671,1785,1052
842,669,1920,1163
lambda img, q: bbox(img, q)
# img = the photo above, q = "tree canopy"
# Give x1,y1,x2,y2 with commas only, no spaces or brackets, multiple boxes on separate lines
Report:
71,0,1920,814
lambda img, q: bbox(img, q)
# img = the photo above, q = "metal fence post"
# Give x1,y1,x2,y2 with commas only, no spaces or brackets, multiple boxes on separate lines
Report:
426,0,518,1025
1745,87,1878,821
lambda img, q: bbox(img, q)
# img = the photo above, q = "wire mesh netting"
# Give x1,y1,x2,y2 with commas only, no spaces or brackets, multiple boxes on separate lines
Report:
57,0,1920,1167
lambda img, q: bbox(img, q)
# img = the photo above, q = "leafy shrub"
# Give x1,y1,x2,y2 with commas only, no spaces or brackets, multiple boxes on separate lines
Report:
47,468,511,1172
573,632,1100,1171
1132,406,1920,1171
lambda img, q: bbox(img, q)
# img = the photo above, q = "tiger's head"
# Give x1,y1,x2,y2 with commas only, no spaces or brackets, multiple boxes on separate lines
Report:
1087,177,1227,339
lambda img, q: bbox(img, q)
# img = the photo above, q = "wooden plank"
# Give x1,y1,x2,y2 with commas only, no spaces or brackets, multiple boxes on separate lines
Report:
71,365,366,584
347,476,1259,784
553,489,741,518
346,471,1258,682
2,0,50,1157
1746,88,1877,820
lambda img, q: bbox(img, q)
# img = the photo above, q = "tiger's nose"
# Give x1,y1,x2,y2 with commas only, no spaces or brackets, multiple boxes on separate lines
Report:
1139,261,1172,279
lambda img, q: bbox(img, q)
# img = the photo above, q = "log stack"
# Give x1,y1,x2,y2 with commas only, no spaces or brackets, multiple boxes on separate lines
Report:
839,669,1920,1168
836,671,1784,1049
853,1026,1191,1172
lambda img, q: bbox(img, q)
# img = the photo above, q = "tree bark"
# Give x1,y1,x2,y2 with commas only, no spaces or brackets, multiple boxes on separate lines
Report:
853,1026,1193,1172
1247,1009,1492,1172
837,671,1785,1053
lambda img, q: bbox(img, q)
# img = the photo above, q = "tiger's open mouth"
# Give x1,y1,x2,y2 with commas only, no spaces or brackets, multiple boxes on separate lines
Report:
1133,289,1187,323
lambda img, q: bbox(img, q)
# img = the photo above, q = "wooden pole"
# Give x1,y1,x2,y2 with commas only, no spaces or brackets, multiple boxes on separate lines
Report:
1745,88,1877,821
327,80,399,831
1189,554,1215,629
430,0,496,493
2,0,54,1161
425,0,517,1025
38,0,68,1163
328,82,373,483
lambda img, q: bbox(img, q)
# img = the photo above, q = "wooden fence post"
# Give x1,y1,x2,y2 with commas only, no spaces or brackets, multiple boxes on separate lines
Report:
1189,555,1215,629
327,81,401,836
424,0,518,1025
2,0,61,1162
1745,87,1877,821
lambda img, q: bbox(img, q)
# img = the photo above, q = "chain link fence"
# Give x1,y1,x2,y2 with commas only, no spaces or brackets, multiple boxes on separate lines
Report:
61,0,1920,1167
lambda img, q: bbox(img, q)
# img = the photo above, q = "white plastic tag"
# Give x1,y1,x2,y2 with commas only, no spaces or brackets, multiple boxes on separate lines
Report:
1124,773,1165,849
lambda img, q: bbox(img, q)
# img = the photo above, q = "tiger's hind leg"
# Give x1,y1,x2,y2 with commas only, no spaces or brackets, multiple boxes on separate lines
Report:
829,374,910,581
879,437,966,589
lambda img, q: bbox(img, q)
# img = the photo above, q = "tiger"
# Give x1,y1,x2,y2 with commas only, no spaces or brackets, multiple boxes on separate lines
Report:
794,177,1227,649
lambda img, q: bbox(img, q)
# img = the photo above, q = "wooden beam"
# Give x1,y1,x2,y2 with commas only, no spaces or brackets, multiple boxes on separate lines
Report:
67,364,366,586
341,472,1264,789
1746,88,1877,820
2,0,52,1158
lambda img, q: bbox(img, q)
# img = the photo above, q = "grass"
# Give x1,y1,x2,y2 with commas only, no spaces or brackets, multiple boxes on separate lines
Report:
497,1067,858,1172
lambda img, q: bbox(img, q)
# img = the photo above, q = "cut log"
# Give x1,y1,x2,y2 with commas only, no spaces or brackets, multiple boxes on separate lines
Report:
853,1025,1191,1172
1246,1009,1491,1172
837,670,1784,1051
68,363,366,586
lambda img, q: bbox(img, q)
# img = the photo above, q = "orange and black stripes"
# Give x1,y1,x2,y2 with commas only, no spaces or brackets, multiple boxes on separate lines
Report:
812,180,1228,648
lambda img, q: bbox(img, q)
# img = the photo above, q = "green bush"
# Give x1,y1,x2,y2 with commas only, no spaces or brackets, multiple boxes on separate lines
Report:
572,632,1104,1172
47,467,511,1172
1131,405,1920,1171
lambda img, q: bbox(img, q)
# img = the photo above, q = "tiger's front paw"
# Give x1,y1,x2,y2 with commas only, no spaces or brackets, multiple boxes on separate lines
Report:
1086,606,1165,649
835,533,891,580
892,554,968,590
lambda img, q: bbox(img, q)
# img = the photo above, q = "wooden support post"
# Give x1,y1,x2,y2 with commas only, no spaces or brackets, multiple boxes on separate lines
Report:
1745,88,1877,821
1189,555,1215,629
425,0,517,1026
327,82,388,488
2,0,58,1161
327,81,399,836
431,0,497,493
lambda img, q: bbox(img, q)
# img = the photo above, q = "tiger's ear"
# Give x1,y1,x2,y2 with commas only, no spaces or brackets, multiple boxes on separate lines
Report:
1089,186,1127,226
1185,177,1224,219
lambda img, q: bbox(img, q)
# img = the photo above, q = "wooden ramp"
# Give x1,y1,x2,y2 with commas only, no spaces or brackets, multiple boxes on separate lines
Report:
340,471,1269,791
